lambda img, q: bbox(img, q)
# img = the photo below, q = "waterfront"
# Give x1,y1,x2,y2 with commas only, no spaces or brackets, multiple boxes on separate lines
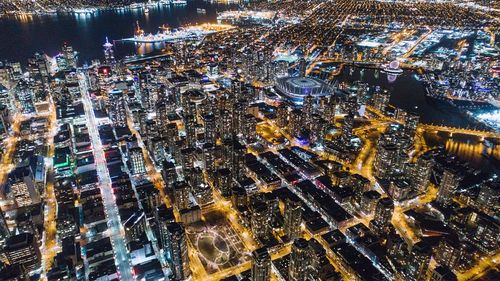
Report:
335,66,499,171
0,0,235,63
336,66,481,128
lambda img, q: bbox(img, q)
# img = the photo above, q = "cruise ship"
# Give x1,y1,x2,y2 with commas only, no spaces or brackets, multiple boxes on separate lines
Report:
122,23,234,44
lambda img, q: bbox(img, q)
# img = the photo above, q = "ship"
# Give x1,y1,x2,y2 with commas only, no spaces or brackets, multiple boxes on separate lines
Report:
122,23,233,44
146,0,159,7
123,22,213,43
129,3,144,9
73,8,97,15
171,0,187,5
197,8,207,14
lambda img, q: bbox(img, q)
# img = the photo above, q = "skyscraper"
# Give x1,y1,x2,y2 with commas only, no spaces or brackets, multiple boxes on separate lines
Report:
406,153,434,193
166,223,191,281
405,241,432,281
251,201,270,240
5,233,41,273
0,208,10,244
437,167,462,206
108,89,127,127
276,103,289,128
173,181,191,210
128,142,146,175
289,238,310,281
156,205,175,251
288,108,303,137
302,94,314,118
251,247,271,281
370,197,394,235
203,112,216,144
284,196,302,241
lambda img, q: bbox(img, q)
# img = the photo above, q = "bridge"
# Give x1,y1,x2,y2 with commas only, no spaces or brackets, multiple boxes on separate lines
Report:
365,105,499,139
418,124,500,140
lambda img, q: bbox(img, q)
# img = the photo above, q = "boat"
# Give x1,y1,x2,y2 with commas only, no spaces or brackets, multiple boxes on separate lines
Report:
159,0,171,5
197,8,207,14
171,0,187,5
73,8,96,15
146,0,158,7
129,3,144,9
121,22,233,43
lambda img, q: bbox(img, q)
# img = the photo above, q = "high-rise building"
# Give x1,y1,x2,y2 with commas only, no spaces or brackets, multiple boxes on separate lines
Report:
303,94,314,118
251,201,270,240
476,181,498,210
61,43,77,70
243,113,257,143
276,103,289,128
203,112,216,144
374,143,403,179
437,167,462,206
124,211,146,243
230,140,246,181
251,247,271,281
370,197,394,235
430,265,458,281
8,166,40,208
232,101,247,136
289,238,310,281
322,95,337,122
284,196,302,241
371,89,390,113
406,154,434,193
165,223,191,281
288,108,303,137
202,142,216,175
156,205,175,251
216,168,233,197
434,236,461,269
5,233,41,273
403,111,420,140
0,208,10,244
184,114,197,147
108,89,127,127
405,241,432,281
340,113,355,143
165,121,179,144
388,178,412,201
173,181,191,210
128,142,146,175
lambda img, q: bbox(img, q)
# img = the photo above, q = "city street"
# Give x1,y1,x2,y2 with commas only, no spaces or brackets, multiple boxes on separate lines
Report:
79,72,133,280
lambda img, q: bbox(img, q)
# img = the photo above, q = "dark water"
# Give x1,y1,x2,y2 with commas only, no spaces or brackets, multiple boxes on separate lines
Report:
336,66,499,172
0,0,235,64
336,66,475,128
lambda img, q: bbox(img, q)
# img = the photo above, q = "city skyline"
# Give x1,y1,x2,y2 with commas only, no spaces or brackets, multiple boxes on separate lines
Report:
0,1,498,281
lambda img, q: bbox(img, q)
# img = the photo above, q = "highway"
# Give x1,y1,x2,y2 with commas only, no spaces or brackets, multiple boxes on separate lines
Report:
79,72,133,281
